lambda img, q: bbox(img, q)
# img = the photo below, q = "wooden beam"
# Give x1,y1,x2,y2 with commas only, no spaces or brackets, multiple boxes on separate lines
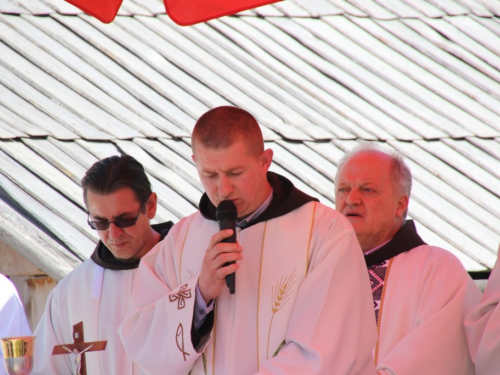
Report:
0,242,43,276
0,197,80,281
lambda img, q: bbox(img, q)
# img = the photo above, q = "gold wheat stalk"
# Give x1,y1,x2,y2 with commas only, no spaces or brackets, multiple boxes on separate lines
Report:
267,270,297,358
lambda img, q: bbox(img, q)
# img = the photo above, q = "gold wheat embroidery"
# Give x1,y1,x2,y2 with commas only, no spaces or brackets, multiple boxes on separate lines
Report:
267,269,297,358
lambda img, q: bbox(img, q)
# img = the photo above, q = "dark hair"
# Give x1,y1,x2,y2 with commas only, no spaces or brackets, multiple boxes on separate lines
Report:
81,155,152,209
192,106,264,156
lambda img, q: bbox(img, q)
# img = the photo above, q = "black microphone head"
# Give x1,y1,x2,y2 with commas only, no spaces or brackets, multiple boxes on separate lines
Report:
216,200,237,221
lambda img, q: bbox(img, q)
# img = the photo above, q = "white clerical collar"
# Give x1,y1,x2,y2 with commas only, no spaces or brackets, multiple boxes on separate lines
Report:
237,188,273,228
364,238,392,256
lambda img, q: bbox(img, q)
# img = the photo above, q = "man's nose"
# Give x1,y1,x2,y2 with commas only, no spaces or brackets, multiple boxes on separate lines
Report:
108,222,123,239
346,189,361,205
218,175,233,198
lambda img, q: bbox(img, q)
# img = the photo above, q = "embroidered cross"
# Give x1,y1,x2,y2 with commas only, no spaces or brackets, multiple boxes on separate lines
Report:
52,322,107,375
169,284,192,310
176,323,190,361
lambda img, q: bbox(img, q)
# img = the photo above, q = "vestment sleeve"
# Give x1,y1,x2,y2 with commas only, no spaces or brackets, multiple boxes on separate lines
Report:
465,256,500,375
0,275,32,375
256,208,377,375
118,232,205,375
0,275,31,339
377,249,481,375
32,287,73,375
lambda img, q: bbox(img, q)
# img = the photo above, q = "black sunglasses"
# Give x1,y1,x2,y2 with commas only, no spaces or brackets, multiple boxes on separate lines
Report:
87,205,143,231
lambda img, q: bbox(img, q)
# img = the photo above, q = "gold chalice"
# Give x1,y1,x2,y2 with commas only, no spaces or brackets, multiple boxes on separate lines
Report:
1,336,35,375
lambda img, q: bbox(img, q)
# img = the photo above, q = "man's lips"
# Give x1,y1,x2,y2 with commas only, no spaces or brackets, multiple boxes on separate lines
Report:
345,212,362,218
109,241,128,248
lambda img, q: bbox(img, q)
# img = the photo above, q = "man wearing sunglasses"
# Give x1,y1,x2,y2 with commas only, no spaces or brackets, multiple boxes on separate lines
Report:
32,154,173,375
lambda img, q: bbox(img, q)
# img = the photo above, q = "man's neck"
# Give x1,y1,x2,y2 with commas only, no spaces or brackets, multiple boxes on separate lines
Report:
364,238,392,255
120,228,161,263
237,188,273,227
143,228,161,255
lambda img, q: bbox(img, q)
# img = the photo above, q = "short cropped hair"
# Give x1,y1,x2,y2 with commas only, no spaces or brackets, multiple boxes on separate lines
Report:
335,143,412,198
81,155,152,209
192,106,264,156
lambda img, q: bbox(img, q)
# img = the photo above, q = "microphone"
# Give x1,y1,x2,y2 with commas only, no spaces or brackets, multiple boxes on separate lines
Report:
216,200,237,294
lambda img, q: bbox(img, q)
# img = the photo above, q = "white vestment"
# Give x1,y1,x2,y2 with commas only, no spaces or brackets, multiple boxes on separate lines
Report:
375,246,481,375
119,201,377,374
0,274,32,375
32,260,144,375
465,256,500,375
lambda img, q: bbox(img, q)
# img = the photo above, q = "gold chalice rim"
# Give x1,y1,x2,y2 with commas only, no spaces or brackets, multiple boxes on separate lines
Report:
1,337,34,342
1,336,36,358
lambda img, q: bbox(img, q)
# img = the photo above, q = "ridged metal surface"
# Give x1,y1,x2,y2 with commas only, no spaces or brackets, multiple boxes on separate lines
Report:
0,0,499,278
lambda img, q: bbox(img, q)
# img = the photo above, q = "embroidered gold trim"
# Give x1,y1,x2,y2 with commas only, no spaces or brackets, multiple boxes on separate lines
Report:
305,202,316,276
176,323,190,361
256,221,269,371
373,257,394,366
267,270,297,358
179,215,196,282
211,305,218,375
96,267,103,374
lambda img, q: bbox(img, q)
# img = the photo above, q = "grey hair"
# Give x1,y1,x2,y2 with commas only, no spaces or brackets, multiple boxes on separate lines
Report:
335,143,413,199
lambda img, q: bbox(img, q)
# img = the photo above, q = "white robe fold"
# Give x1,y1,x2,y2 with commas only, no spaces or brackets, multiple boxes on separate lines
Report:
465,256,500,375
32,260,144,375
0,274,32,375
119,202,377,375
375,246,481,375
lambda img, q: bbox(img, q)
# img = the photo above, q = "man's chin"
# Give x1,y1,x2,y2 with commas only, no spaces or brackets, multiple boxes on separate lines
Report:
108,246,134,261
111,252,138,263
346,215,363,224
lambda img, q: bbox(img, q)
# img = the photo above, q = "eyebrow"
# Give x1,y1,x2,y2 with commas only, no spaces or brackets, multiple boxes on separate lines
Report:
202,167,244,175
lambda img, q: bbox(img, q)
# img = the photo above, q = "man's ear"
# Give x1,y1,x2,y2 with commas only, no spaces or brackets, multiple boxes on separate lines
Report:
396,195,409,218
191,154,196,164
146,192,158,219
260,148,273,171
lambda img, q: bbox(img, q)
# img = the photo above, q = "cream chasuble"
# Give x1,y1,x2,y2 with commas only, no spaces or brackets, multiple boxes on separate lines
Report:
373,247,480,375
33,261,143,375
120,201,377,375
32,222,172,375
465,253,500,375
183,203,314,374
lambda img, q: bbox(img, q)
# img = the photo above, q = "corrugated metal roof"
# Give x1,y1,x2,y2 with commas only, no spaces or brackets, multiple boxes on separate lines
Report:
0,0,499,279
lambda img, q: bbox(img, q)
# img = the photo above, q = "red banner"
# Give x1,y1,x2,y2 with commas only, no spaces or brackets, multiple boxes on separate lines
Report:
64,0,281,25
66,0,123,23
165,0,282,26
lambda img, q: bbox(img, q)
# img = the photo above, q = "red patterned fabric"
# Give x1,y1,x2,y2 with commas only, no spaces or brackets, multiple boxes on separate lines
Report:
368,259,390,325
